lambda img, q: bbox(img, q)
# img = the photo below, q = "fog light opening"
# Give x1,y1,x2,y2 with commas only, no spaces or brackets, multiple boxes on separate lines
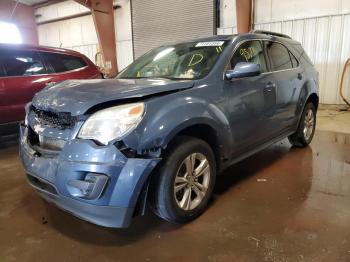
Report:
67,173,108,200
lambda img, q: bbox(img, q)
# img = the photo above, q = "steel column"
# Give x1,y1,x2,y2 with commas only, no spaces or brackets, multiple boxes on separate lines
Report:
75,0,118,77
236,0,252,33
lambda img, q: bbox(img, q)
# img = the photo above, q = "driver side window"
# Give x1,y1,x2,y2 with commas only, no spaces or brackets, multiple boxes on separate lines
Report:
229,40,267,73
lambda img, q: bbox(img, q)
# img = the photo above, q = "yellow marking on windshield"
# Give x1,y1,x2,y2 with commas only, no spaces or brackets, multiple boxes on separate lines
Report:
188,53,204,67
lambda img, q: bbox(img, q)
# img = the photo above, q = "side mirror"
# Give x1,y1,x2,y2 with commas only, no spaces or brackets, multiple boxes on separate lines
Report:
225,62,261,80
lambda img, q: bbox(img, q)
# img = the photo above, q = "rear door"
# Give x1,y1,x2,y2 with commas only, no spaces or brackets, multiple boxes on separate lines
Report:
40,52,101,83
264,41,301,133
223,40,277,155
0,49,54,123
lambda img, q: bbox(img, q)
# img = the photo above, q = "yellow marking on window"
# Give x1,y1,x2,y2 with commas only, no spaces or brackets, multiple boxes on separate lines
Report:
188,53,204,67
239,47,256,62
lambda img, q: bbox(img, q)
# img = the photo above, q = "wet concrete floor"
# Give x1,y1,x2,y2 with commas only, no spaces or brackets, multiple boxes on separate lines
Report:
0,130,349,261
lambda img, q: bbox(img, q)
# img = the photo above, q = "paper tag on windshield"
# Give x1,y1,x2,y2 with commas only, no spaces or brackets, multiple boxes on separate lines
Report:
195,41,225,47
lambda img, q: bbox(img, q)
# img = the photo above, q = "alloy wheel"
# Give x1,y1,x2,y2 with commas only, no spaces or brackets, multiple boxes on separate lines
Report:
303,108,315,141
174,153,211,211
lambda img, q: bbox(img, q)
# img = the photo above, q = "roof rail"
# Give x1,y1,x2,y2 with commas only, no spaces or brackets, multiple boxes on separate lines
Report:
250,30,292,39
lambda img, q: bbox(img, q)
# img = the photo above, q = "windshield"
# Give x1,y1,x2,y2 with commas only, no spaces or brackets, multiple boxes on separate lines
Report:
117,41,229,80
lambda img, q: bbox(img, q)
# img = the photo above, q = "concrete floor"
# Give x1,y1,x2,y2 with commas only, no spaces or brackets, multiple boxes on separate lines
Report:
0,108,349,262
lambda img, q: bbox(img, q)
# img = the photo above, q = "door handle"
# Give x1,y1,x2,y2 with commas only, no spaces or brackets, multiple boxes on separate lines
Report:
265,82,276,91
297,73,303,80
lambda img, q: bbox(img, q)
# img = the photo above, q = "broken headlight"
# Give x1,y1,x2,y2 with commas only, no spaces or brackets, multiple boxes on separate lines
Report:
78,103,145,145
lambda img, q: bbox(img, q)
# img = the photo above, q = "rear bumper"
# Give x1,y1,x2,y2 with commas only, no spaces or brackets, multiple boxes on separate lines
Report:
19,124,160,228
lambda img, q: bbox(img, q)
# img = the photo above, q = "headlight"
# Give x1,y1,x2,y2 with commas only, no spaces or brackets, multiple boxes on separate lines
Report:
78,103,145,145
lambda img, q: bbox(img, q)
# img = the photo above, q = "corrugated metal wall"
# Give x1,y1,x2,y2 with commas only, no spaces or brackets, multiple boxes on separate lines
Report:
254,14,350,104
131,0,215,59
253,0,350,105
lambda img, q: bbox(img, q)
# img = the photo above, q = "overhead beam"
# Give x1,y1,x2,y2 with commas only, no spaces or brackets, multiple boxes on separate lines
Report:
75,0,118,77
36,5,120,25
236,0,252,33
33,0,63,9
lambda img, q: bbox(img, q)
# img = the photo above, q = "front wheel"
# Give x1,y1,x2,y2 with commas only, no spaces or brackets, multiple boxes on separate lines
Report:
151,137,216,224
288,102,316,147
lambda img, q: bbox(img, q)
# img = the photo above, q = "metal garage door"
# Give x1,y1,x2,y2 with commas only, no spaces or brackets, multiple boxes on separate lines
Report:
131,0,215,58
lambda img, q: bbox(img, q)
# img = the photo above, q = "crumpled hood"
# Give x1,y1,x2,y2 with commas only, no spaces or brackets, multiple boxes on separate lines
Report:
32,78,194,116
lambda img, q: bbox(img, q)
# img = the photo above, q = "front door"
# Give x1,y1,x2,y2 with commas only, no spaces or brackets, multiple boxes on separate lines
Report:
223,40,277,156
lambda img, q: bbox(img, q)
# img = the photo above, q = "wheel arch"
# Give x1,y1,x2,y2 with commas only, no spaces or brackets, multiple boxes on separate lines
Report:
306,92,319,111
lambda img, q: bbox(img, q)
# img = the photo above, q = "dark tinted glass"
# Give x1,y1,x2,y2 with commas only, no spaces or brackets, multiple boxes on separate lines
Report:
0,63,5,77
42,52,87,73
230,40,267,73
290,52,299,68
1,50,46,76
118,41,229,80
266,42,293,71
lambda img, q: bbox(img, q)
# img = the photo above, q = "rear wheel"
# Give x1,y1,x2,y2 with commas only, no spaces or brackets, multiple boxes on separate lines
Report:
288,102,316,147
151,137,216,224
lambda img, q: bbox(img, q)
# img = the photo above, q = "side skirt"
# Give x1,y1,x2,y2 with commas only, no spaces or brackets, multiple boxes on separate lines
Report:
220,130,295,172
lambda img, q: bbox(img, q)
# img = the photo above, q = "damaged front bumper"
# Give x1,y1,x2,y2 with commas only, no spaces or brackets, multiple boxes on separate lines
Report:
19,124,160,228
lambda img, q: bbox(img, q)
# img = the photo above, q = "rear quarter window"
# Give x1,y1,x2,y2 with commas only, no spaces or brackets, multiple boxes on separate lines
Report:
41,52,87,73
289,51,299,68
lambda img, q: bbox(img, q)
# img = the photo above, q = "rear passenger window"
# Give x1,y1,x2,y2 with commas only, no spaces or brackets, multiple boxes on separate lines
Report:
265,42,293,71
41,52,87,73
230,40,267,73
1,50,46,76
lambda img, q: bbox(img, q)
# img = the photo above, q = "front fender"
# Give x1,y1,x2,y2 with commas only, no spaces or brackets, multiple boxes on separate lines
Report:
123,95,233,159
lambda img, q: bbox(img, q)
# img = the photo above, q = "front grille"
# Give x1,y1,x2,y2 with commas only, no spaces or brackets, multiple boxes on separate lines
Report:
27,127,66,152
32,106,76,129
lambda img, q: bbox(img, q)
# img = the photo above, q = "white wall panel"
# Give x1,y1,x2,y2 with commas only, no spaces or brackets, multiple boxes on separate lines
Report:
69,44,98,63
340,15,350,103
36,0,133,71
217,0,237,35
36,1,89,23
220,0,236,28
254,0,350,104
217,26,237,35
114,0,133,69
255,0,350,23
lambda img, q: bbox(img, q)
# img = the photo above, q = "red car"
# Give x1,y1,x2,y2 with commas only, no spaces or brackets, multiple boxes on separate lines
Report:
0,44,102,136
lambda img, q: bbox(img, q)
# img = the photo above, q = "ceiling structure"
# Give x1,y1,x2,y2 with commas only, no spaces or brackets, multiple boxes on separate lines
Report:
17,0,61,6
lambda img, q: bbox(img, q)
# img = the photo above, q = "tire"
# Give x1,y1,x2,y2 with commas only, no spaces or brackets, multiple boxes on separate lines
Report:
288,102,316,147
151,136,216,224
